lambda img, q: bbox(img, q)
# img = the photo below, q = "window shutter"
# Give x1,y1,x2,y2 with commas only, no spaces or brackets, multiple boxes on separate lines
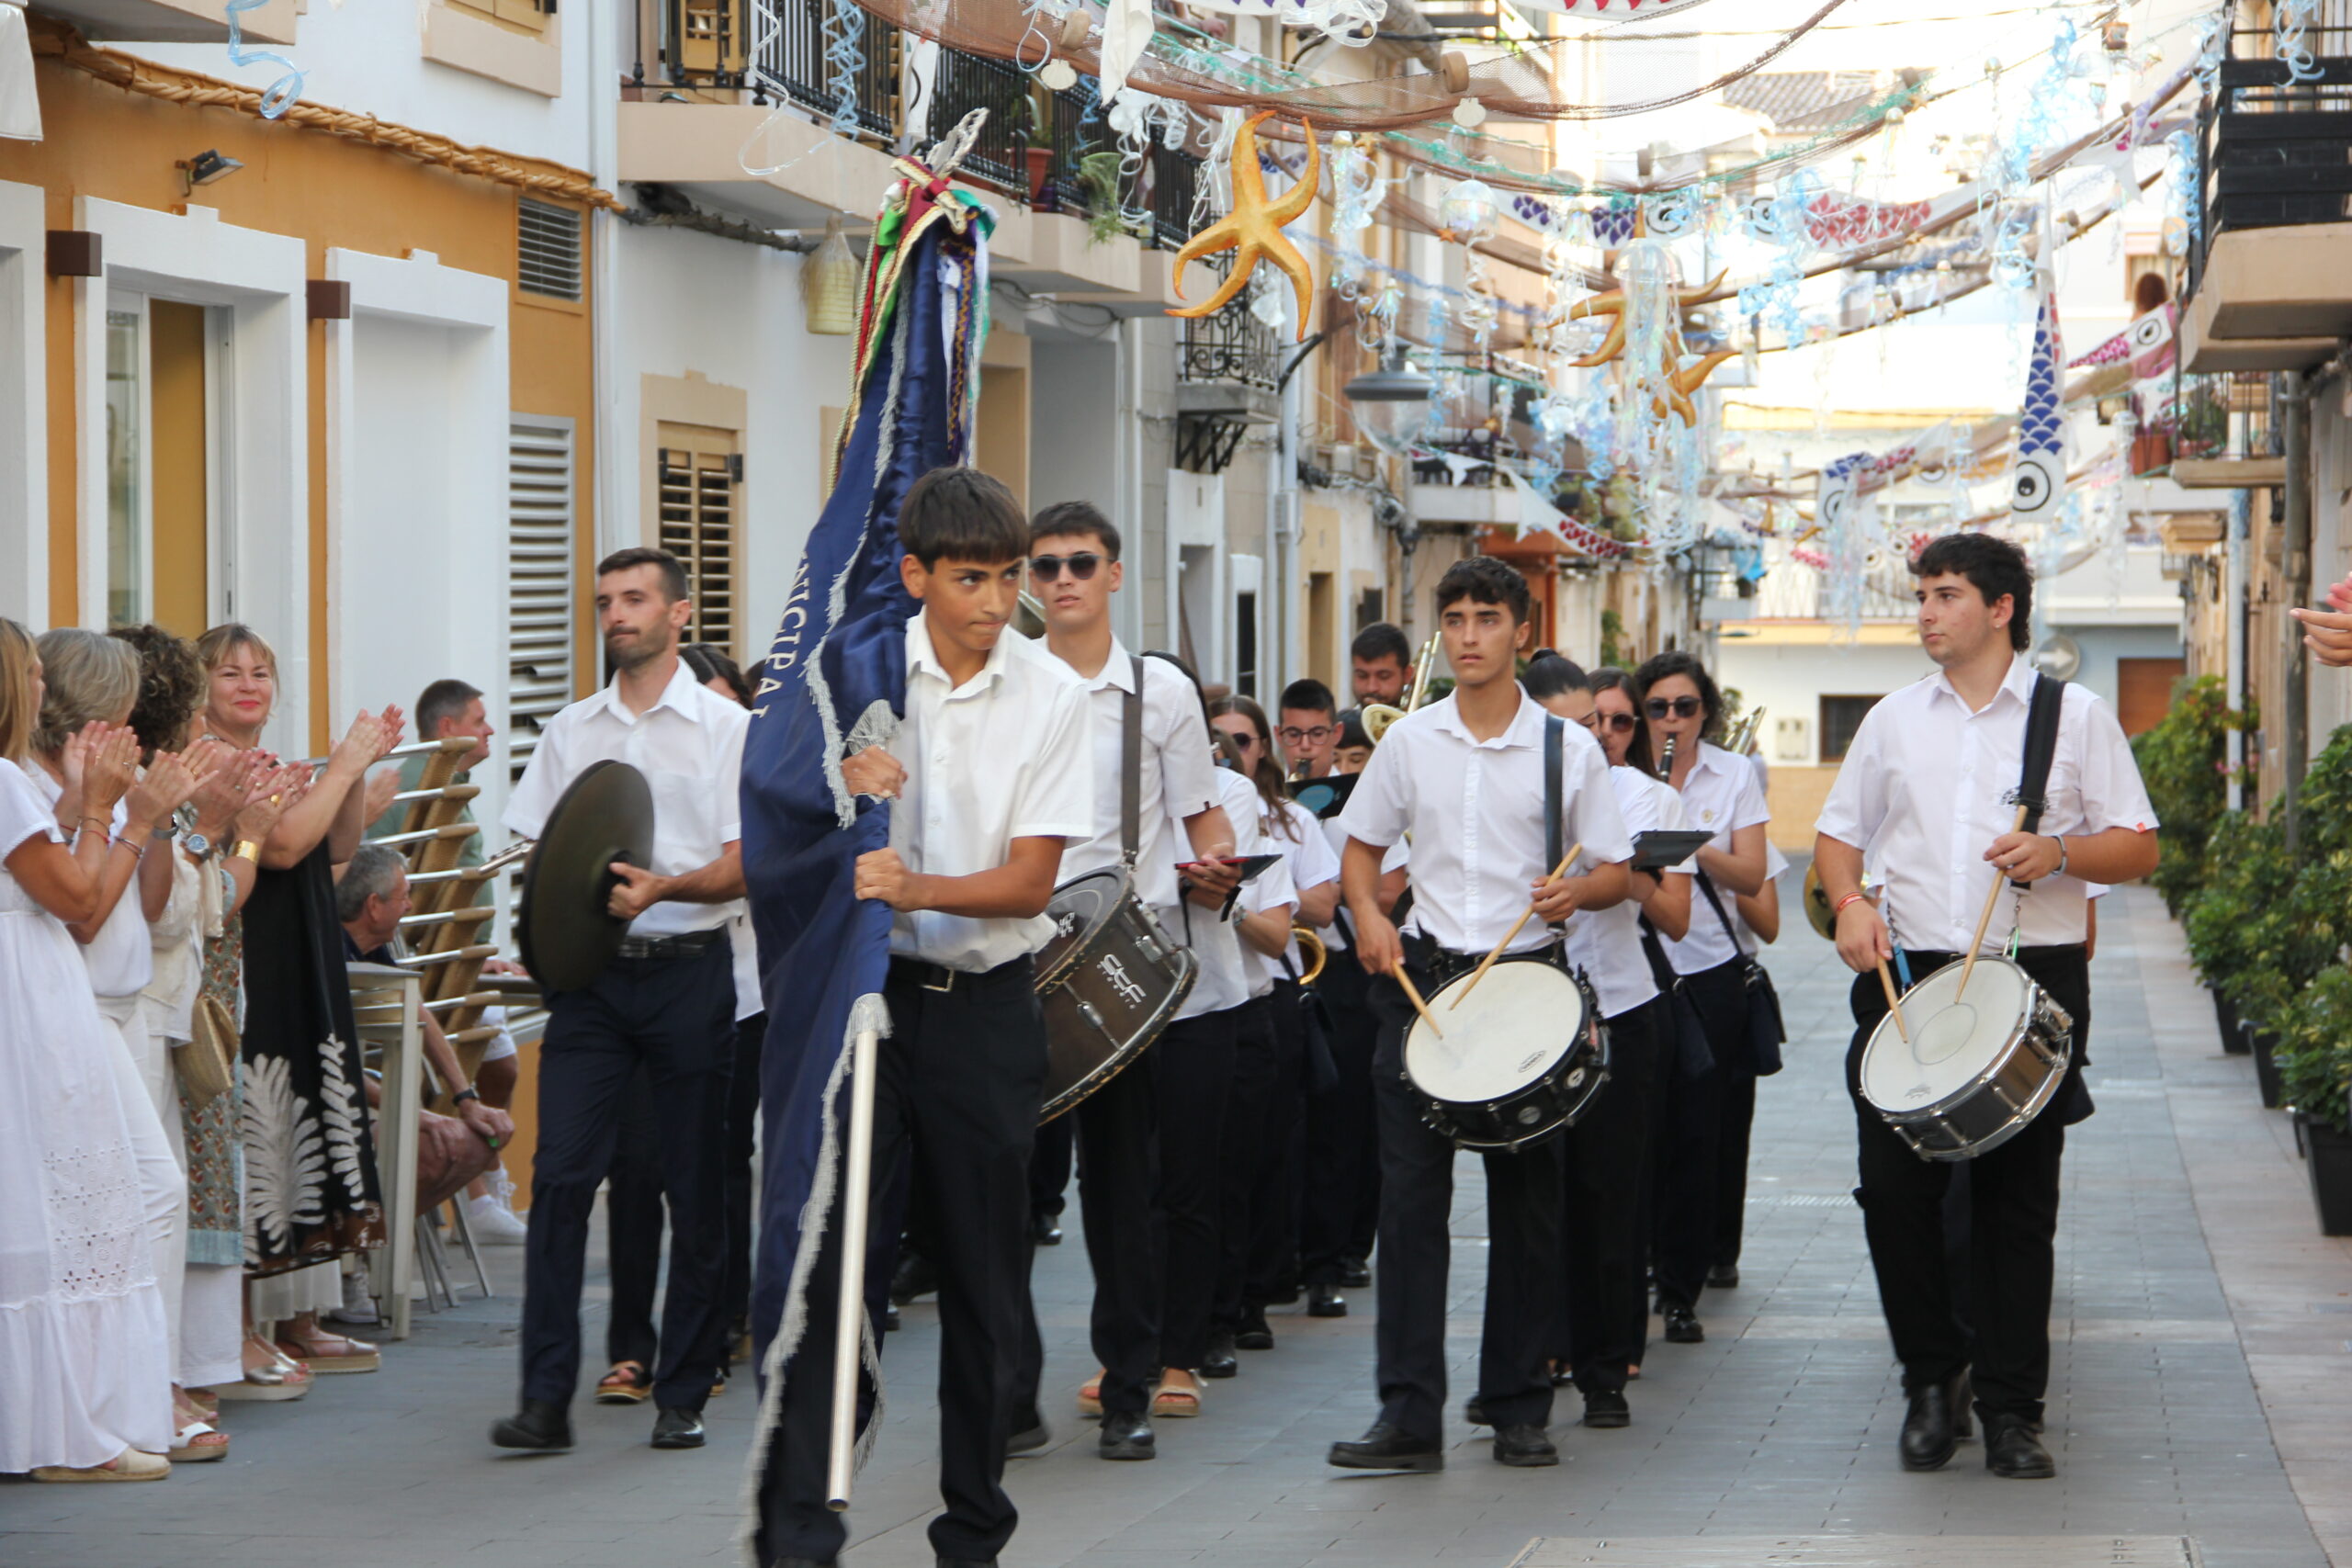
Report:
655,423,741,658
509,415,576,784
517,199,583,301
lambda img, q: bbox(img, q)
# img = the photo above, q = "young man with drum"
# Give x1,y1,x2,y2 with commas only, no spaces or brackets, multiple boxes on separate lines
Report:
1329,557,1633,1472
1011,501,1238,1462
1815,532,2157,1482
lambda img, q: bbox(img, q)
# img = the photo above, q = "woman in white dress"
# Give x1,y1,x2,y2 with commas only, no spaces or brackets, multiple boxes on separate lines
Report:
0,617,180,1481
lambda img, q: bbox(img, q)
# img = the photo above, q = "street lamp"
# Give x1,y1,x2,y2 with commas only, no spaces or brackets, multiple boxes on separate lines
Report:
1342,349,1435,453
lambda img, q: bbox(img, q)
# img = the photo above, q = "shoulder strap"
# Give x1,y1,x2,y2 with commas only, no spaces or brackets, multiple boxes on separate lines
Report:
1544,714,1565,874
1122,655,1143,864
1693,868,1741,944
2008,671,2065,889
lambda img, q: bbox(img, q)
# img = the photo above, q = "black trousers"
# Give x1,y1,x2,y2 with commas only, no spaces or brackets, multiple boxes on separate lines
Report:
725,1010,766,1332
1847,944,2087,1427
1243,983,1310,1308
523,938,734,1412
1368,966,1562,1440
1303,955,1381,1283
1556,997,1665,1395
1030,1113,1073,1220
605,1065,663,1369
1151,1009,1240,1371
756,957,1044,1566
1013,1055,1162,1421
1214,997,1281,1330
1650,959,1751,1312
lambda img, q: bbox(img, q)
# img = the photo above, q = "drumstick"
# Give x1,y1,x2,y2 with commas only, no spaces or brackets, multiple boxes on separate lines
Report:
1450,845,1581,1010
1876,956,1910,1043
1956,804,2030,1002
1393,963,1443,1040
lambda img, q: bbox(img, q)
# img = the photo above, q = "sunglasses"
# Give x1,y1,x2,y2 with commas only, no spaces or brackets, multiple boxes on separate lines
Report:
1581,712,1639,734
1645,696,1703,720
1029,552,1104,581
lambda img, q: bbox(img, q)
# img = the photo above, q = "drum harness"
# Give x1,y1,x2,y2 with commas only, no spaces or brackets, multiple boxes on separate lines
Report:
1987,671,2070,964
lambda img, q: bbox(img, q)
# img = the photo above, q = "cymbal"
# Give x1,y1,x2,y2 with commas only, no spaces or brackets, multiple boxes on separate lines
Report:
1802,861,1838,942
517,760,655,993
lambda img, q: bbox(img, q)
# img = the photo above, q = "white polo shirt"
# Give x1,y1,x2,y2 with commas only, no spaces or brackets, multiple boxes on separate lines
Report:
1566,766,1691,1020
1337,691,1632,958
1254,795,1339,987
887,615,1092,974
1052,637,1221,912
1168,767,1295,1015
1816,654,2157,953
504,660,749,941
1658,741,1771,976
1728,840,1791,959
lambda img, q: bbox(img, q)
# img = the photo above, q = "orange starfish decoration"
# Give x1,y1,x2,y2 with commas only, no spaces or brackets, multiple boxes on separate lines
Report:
1566,268,1737,426
1168,111,1320,342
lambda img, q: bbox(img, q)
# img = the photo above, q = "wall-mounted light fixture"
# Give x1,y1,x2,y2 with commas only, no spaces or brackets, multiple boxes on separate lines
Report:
178,150,244,192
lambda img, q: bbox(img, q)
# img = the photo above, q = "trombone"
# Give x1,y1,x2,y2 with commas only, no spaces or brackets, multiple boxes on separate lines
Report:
1361,632,1442,745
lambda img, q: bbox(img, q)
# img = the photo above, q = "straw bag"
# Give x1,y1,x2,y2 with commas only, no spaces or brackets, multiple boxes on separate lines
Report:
176,993,238,1107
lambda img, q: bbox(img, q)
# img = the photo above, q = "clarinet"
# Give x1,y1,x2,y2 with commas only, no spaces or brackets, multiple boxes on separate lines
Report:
1657,732,1677,783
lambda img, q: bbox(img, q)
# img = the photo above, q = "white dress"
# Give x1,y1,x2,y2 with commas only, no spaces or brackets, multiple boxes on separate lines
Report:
0,759,174,1469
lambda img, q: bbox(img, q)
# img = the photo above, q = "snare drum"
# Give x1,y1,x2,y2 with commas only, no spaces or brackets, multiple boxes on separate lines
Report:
1404,956,1607,1151
1034,867,1197,1122
1859,955,2075,1162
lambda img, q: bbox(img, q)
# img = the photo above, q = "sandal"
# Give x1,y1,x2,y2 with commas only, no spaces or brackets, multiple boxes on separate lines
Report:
1151,1374,1203,1419
596,1360,653,1405
214,1336,312,1402
1076,1370,1105,1418
169,1421,231,1463
32,1448,171,1483
276,1326,380,1374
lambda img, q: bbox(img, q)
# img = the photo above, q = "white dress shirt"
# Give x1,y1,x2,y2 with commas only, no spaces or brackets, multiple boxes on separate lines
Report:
1337,691,1633,958
1052,637,1221,912
1816,654,2157,953
1566,767,1690,1019
1316,822,1405,953
1730,840,1791,959
1258,796,1339,987
1169,768,1295,1015
27,771,152,998
505,660,749,940
1659,741,1771,976
886,615,1092,973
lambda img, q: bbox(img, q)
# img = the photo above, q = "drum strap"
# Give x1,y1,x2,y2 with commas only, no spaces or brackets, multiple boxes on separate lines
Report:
1122,655,1143,864
1543,714,1565,907
2007,672,2066,891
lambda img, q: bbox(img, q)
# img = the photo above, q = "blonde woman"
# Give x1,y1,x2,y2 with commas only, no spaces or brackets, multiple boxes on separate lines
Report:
0,618,177,1479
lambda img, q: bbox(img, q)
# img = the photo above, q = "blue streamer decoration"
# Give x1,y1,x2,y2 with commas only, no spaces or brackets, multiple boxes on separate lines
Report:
825,0,867,137
226,0,303,118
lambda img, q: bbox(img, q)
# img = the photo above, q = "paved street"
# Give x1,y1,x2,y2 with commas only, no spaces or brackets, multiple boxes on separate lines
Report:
5,884,2346,1568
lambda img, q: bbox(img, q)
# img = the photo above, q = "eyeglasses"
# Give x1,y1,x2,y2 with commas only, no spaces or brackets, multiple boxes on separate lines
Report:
1645,696,1703,720
1278,725,1335,746
1029,552,1104,581
1580,712,1638,734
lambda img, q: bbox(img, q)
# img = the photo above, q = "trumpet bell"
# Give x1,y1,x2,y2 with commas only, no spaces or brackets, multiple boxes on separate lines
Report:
1292,925,1329,987
1362,704,1408,744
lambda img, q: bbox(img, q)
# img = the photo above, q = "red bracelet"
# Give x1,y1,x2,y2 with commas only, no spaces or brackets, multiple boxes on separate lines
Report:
1833,890,1868,915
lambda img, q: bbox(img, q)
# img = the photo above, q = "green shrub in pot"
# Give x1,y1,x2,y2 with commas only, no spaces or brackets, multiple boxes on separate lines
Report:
2132,675,2231,916
2279,965,2352,1137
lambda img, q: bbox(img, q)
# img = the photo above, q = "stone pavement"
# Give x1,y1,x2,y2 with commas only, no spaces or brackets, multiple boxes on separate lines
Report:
5,884,2346,1568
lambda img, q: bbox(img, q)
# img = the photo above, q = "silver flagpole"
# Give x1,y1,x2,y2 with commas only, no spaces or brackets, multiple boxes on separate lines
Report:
825,1021,882,1510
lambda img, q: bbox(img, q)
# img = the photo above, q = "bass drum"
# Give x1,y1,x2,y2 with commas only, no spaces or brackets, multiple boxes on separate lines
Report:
1859,954,2074,1161
1035,867,1196,1122
1404,955,1605,1150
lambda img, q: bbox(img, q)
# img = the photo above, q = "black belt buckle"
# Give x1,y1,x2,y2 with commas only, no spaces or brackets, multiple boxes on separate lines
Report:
922,964,956,994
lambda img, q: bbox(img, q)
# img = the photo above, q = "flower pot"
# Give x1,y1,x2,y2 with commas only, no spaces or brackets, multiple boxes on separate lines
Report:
2301,1114,2352,1235
2130,431,2174,476
2215,990,2250,1055
1025,146,1055,207
2251,1028,2286,1109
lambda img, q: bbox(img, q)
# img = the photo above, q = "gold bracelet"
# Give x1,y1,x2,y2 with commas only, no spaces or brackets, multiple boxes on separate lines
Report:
230,839,264,864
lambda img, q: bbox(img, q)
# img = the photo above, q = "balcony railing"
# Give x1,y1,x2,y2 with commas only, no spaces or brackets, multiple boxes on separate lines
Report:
2172,369,2279,462
1180,287,1282,389
2188,0,2352,299
1142,141,1204,251
925,46,1031,193
750,0,899,140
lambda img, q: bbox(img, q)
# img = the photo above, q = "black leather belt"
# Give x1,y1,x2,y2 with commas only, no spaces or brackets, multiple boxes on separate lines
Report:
615,929,725,961
1402,933,1544,988
888,953,1034,994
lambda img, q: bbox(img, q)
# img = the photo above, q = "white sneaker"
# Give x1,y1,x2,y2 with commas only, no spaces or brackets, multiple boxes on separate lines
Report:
325,1267,381,1327
467,1193,529,1245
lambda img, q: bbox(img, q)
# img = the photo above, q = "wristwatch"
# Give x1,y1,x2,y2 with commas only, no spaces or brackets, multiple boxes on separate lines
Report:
183,831,212,861
451,1087,481,1107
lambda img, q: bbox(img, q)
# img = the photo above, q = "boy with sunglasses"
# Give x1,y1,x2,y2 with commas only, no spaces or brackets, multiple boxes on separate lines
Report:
1012,501,1241,1461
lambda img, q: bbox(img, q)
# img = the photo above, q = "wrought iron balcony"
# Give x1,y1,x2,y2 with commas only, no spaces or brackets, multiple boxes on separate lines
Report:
924,47,1031,193
2187,0,2352,301
750,0,899,140
2165,369,2285,487
1179,288,1282,389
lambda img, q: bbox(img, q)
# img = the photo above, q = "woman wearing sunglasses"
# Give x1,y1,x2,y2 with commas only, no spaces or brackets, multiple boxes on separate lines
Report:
1633,649,1770,1350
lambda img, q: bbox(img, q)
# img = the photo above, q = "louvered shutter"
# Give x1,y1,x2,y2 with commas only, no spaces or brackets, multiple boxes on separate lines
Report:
517,199,583,301
508,415,576,785
655,423,741,658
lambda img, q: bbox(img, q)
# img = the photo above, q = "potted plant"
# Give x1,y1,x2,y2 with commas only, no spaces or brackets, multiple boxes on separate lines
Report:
1018,91,1056,208
2132,675,2230,919
2278,966,2352,1235
2183,813,2341,1095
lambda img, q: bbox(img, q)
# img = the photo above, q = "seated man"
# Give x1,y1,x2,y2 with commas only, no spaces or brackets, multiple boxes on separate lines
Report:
337,842,514,1213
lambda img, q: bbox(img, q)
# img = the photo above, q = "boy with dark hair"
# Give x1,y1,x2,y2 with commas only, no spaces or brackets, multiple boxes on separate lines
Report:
1351,622,1414,705
1329,553,1634,1472
758,466,1091,1568
1278,677,1340,780
1913,532,2034,653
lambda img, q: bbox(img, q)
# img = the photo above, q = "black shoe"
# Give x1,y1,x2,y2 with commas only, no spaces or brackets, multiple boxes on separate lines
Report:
1328,1421,1443,1472
1201,1330,1239,1379
491,1399,573,1451
1099,1410,1155,1461
1005,1409,1050,1457
1265,1277,1303,1307
884,1302,901,1333
772,1560,838,1568
1661,1303,1703,1344
940,1560,1000,1568
890,1250,938,1304
1706,1263,1740,1290
1031,1212,1062,1246
1340,1258,1373,1289
650,1407,706,1450
1464,1397,1488,1427
1984,1414,2055,1479
1308,1283,1348,1318
1582,1390,1631,1428
1492,1424,1559,1467
1234,1310,1274,1351
1899,1382,1959,1472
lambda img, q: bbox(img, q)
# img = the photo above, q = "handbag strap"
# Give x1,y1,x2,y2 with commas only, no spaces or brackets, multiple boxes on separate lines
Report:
1122,654,1143,864
2006,671,2065,890
1693,867,1743,949
1544,713,1565,878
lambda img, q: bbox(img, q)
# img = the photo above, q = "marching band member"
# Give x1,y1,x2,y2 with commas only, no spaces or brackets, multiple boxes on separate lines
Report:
1815,533,2157,1480
1521,654,1690,1423
1350,624,1414,707
1329,558,1632,1472
493,547,748,1456
1277,679,1341,782
756,468,1091,1567
1011,502,1237,1463
1634,649,1770,1345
